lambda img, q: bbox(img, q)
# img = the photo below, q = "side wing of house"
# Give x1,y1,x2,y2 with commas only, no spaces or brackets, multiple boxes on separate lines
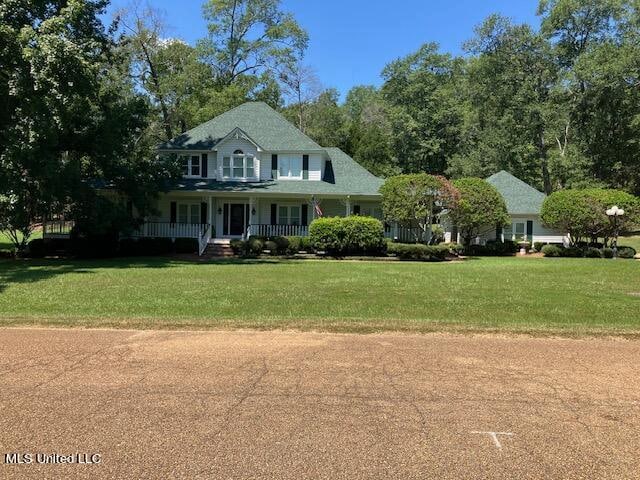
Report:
442,171,568,246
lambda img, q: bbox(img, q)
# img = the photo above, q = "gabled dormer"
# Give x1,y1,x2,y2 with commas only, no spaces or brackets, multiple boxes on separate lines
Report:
158,102,328,183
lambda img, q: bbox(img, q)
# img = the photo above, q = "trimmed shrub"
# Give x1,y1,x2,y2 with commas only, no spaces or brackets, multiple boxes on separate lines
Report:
134,237,173,256
230,239,245,255
70,233,119,259
440,242,464,255
247,237,264,256
533,242,544,252
469,240,518,256
541,244,563,257
563,246,584,258
387,243,449,261
271,236,290,255
285,236,303,255
602,247,614,258
174,237,198,254
585,247,603,258
264,240,278,255
300,236,315,253
309,216,385,255
27,239,47,258
617,246,636,259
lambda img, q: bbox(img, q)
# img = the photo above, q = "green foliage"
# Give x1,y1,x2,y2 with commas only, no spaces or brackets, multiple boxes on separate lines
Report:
387,243,449,261
247,237,265,256
585,247,603,258
309,216,385,256
27,239,46,258
541,244,563,257
469,240,518,256
534,242,545,252
380,174,459,242
602,247,614,258
617,246,636,259
542,188,640,244
448,178,510,247
200,0,308,86
264,240,278,255
285,236,303,254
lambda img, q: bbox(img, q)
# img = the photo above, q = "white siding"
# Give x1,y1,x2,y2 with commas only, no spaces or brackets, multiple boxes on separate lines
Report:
258,152,324,181
308,154,322,181
442,214,567,245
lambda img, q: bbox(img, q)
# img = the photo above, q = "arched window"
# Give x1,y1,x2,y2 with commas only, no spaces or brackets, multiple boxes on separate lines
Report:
222,149,254,179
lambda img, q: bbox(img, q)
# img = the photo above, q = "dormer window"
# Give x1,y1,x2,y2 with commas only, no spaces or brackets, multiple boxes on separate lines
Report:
180,155,200,177
278,155,302,179
222,149,255,180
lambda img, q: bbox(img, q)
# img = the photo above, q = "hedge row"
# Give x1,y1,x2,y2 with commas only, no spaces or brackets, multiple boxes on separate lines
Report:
230,236,315,257
387,243,450,261
541,244,636,258
467,240,518,256
309,216,386,255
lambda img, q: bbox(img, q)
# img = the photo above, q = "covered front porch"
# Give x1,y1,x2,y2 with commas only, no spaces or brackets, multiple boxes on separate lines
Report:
149,193,385,241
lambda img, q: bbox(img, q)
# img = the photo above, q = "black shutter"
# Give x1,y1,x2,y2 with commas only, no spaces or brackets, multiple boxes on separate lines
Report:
526,220,533,242
301,204,308,226
223,204,229,235
170,202,177,223
353,205,361,215
201,202,207,224
271,154,278,179
302,154,309,180
201,153,208,178
270,204,277,225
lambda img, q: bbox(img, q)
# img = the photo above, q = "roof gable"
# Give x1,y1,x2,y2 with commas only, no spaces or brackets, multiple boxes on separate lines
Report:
158,102,323,151
486,170,546,215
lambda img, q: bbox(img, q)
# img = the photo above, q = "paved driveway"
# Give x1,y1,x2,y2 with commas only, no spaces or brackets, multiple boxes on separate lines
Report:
0,328,639,479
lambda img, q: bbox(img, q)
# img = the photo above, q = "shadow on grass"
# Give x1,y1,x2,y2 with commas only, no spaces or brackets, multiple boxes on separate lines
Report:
0,256,292,293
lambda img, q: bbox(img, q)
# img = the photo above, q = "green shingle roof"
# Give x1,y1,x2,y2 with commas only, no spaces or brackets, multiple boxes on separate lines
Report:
486,170,546,215
158,102,324,151
164,148,383,197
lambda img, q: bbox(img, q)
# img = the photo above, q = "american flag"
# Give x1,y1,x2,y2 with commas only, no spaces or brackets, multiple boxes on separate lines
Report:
312,197,323,217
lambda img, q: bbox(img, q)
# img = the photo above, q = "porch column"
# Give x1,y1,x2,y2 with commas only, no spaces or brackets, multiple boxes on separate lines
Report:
249,197,256,236
345,195,351,216
208,196,213,225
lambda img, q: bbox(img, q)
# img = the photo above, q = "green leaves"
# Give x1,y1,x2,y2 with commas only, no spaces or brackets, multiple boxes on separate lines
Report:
448,178,510,246
541,188,640,243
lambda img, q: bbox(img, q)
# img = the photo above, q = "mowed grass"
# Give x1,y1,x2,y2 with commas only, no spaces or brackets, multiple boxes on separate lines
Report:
0,256,638,335
0,230,42,252
620,235,640,252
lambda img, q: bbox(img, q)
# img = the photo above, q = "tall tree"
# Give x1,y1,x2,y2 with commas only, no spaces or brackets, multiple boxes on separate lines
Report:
452,15,561,193
278,61,322,132
199,0,308,86
539,0,640,194
381,43,466,175
118,4,213,140
0,0,179,251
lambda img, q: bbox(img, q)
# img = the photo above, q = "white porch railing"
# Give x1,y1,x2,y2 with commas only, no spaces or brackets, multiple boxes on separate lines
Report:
130,222,209,240
383,225,424,243
43,220,74,238
248,224,309,238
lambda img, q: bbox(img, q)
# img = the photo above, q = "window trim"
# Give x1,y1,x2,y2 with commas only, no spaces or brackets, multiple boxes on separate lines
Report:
277,204,302,225
177,203,201,224
278,155,303,180
179,155,201,178
221,151,255,180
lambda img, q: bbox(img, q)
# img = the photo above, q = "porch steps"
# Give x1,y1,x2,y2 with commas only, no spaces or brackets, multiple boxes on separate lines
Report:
202,239,235,258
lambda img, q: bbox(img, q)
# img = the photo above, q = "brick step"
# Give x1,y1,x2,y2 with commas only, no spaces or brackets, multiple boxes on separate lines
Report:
202,243,235,258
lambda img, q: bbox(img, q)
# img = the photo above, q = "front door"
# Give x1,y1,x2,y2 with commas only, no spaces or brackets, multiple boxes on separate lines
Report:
223,203,248,236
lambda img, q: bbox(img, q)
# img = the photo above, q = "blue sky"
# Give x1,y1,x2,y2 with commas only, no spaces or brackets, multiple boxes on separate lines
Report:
106,0,541,98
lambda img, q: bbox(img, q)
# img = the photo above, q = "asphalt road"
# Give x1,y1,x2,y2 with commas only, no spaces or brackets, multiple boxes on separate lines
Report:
0,328,639,479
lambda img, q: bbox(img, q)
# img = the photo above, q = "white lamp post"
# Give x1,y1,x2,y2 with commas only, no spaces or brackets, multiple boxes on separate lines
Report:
606,205,625,259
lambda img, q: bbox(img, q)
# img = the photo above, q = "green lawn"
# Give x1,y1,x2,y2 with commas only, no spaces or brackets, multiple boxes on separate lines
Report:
0,256,638,335
620,235,640,252
0,230,42,252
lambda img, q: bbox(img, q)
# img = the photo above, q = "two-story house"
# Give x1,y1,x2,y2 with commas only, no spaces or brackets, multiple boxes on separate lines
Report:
142,102,384,253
